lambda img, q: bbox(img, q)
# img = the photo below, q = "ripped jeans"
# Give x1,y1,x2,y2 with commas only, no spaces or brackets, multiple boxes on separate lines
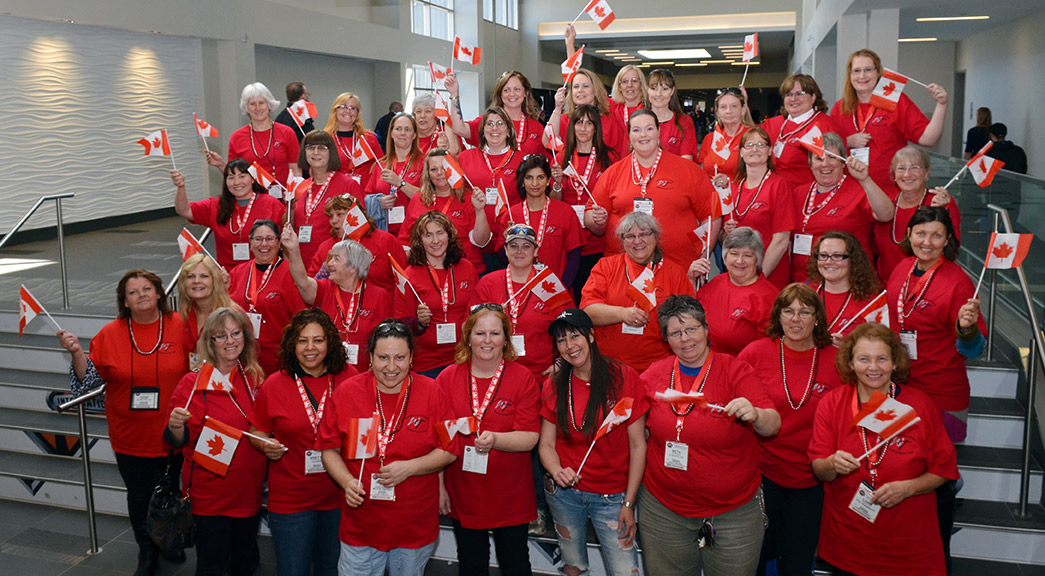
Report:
544,476,640,576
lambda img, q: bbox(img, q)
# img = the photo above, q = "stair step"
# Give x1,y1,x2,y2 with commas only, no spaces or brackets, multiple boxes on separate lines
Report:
957,445,1043,502
0,426,115,464
0,309,109,339
0,449,123,489
954,499,1045,565
0,406,108,437
0,332,86,373
969,365,1020,399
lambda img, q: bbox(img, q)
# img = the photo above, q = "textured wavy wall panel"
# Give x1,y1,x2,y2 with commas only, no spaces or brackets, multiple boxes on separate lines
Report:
0,16,205,232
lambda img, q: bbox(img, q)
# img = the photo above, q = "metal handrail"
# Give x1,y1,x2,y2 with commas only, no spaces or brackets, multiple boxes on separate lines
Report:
58,384,106,555
0,193,75,308
983,204,1045,517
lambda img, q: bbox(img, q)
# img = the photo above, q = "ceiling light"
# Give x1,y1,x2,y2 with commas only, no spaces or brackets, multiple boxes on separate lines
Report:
915,16,989,22
596,49,620,53
621,58,641,62
898,37,938,42
677,63,708,67
642,61,675,66
638,49,711,60
718,45,743,49
701,60,735,64
731,61,760,66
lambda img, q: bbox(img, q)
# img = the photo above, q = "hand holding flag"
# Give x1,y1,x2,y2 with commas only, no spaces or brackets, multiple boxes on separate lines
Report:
435,416,479,449
625,265,657,313
654,389,726,411
836,290,889,334
429,62,450,88
192,416,280,477
529,268,573,309
851,391,921,462
193,114,218,153
561,46,585,85
389,254,421,300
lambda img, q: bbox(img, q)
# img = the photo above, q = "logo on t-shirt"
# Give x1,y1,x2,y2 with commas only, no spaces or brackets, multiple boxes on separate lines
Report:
668,136,680,146
449,210,464,218
655,179,673,189
915,298,935,312
359,308,375,319
890,434,917,455
406,415,429,432
265,292,282,303
826,207,845,217
493,398,514,415
812,382,830,397
534,301,547,312
545,225,559,236
458,280,471,291
748,201,768,212
730,307,749,320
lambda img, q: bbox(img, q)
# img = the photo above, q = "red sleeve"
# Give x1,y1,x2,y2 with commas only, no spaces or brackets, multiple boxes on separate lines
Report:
678,114,699,159
768,177,797,233
252,375,276,434
280,124,301,166
513,369,541,433
697,132,711,168
896,94,931,143
466,117,482,147
189,197,219,227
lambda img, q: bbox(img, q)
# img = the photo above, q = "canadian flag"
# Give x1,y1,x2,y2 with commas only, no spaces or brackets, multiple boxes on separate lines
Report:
442,155,467,189
591,397,632,441
860,291,890,327
288,99,319,128
544,123,564,154
429,61,450,88
530,267,572,309
18,285,44,338
561,46,585,85
710,128,731,167
655,389,710,409
389,254,413,296
716,182,734,216
584,0,616,31
453,37,482,66
851,390,920,440
796,125,826,158
435,416,479,449
345,412,379,460
433,92,452,126
350,136,379,168
686,219,712,253
985,232,1033,269
195,362,234,393
743,33,759,62
248,162,277,189
869,69,908,113
193,114,218,138
289,176,311,200
625,265,657,313
968,154,1004,188
178,228,206,261
341,203,369,241
137,129,171,157
494,180,511,219
193,416,243,477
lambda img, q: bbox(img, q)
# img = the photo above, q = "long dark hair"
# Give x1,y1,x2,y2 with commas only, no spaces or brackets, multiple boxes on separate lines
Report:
515,154,551,201
549,322,622,441
218,158,268,225
563,104,612,171
278,308,348,375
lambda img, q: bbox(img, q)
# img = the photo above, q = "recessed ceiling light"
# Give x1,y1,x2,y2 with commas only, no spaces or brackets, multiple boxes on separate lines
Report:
642,61,675,66
677,63,708,67
731,61,760,66
596,49,620,53
701,60,735,64
718,45,743,49
638,49,711,60
613,55,632,59
916,16,989,22
621,58,641,62
898,37,938,42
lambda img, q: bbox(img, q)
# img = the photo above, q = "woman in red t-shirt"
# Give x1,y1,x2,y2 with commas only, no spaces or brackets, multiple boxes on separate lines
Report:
549,69,628,160
437,307,540,576
324,92,383,184
249,308,358,576
410,93,461,156
538,308,646,575
698,87,753,185
446,71,545,157
648,69,698,160
738,284,841,576
806,231,882,346
176,254,239,364
293,130,363,266
762,74,840,189
364,113,424,237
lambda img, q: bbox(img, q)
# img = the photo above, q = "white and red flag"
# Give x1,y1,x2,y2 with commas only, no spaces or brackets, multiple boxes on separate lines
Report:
561,46,585,85
433,92,452,125
743,33,759,62
196,362,234,393
625,265,657,314
869,69,908,112
193,416,243,477
686,219,712,253
429,61,450,88
389,254,412,296
494,180,511,219
796,125,826,158
591,397,633,442
442,155,467,189
655,389,710,410
345,413,378,460
709,128,731,167
18,285,45,337
985,232,1032,269
178,228,206,261
350,136,379,168
288,99,319,128
968,154,1004,188
544,123,565,155
435,416,479,449
584,0,616,30
530,268,572,309
852,390,920,440
861,291,890,326
193,114,218,138
137,129,171,157
453,37,482,66
247,162,277,189
341,203,369,242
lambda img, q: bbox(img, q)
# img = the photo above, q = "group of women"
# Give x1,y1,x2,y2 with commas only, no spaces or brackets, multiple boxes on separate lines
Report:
60,39,986,576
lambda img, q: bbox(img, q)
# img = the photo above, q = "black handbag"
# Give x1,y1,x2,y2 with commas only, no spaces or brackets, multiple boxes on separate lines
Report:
146,452,194,555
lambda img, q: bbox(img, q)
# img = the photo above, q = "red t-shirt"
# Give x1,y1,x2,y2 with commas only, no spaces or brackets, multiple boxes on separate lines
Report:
332,130,383,183
495,198,583,281
315,372,451,550
88,315,189,457
307,230,406,294
467,115,547,158
817,287,878,340
642,353,773,517
167,369,267,517
363,156,424,238
591,151,722,270
560,151,610,256
790,176,876,283
887,258,986,412
228,123,300,187
313,279,393,373
830,94,930,191
399,193,484,271
394,261,479,372
417,131,464,156
437,362,540,529
189,194,287,270
294,172,363,266
540,364,646,494
738,338,840,489
698,125,752,180
580,254,694,371
252,369,357,513
560,111,628,164
457,148,524,229
228,259,307,376
729,172,795,288
696,273,778,357
472,268,574,378
659,113,699,159
873,193,961,282
809,384,958,576
762,112,841,189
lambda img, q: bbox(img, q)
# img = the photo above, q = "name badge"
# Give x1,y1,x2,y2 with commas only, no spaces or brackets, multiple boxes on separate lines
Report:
369,474,395,501
344,343,359,366
621,323,644,335
633,198,654,215
462,445,489,474
232,243,250,261
792,234,813,256
665,440,689,471
298,225,313,243
851,147,870,166
304,449,325,475
511,334,526,356
848,481,882,523
572,205,586,228
900,330,918,360
436,323,456,345
247,312,262,339
130,387,160,410
388,206,406,225
485,188,500,205
773,140,785,158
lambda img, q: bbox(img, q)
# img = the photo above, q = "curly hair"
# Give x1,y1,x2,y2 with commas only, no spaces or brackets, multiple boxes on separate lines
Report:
453,307,519,365
277,308,348,375
806,231,881,301
406,210,464,267
836,322,910,384
765,283,833,348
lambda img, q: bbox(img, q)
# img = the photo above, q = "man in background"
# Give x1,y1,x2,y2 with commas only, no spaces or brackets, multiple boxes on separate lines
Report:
986,123,1028,174
274,81,314,142
373,100,403,153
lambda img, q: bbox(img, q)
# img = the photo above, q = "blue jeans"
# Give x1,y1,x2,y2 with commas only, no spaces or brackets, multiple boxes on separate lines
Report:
268,508,340,576
543,478,639,576
337,541,436,576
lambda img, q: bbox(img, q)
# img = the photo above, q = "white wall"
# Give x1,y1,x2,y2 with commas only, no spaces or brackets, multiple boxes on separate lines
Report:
957,8,1045,179
899,40,956,158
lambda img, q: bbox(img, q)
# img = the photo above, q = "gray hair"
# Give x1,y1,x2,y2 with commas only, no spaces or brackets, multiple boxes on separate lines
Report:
890,144,931,175
330,240,373,280
413,93,436,112
615,211,661,242
657,295,706,340
239,83,281,119
808,131,845,162
723,227,765,268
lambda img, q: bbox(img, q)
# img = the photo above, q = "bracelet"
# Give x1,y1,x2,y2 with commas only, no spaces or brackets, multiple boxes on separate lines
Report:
623,500,634,509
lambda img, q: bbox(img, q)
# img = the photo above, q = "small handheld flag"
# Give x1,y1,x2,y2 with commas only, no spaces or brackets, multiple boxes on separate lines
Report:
19,285,61,336
561,46,585,85
583,0,616,30
625,265,657,314
869,69,908,112
452,37,482,66
575,397,632,476
435,416,479,449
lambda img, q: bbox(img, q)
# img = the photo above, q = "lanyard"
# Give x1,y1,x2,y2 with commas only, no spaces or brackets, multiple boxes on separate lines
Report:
504,268,534,328
374,374,411,461
731,170,770,221
570,151,596,193
482,149,515,181
245,258,280,312
521,199,550,247
630,149,663,198
799,175,847,233
896,259,943,330
820,286,854,333
293,374,332,436
854,104,876,133
335,133,357,165
469,361,505,428
303,173,333,221
426,264,455,322
777,111,821,146
333,283,363,334
515,117,528,147
229,193,258,235
669,354,714,441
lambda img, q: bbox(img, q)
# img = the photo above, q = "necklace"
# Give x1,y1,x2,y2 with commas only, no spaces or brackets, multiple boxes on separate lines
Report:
128,314,164,355
732,170,770,221
858,382,896,488
567,368,589,432
889,188,929,244
779,339,818,410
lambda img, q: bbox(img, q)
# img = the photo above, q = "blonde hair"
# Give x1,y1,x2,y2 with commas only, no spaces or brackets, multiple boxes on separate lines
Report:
323,92,366,135
196,307,265,384
611,66,648,105
177,254,237,318
566,69,611,116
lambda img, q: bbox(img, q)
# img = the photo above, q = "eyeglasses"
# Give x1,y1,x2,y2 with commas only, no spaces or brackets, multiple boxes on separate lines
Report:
304,144,329,151
780,308,815,318
211,330,244,343
622,231,654,243
470,303,505,314
250,235,279,244
784,91,809,98
815,253,850,262
335,104,359,112
485,120,506,128
894,165,924,174
374,321,410,337
742,141,768,149
667,325,703,341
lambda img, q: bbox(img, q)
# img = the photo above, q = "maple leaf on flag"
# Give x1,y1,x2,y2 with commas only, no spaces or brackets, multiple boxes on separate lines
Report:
744,40,753,53
714,138,726,152
207,435,226,456
462,46,471,56
873,310,884,323
152,137,162,148
979,159,988,173
993,243,1014,260
345,213,359,228
882,83,896,97
875,410,897,422
642,278,655,293
721,193,732,206
595,6,606,17
812,135,824,148
542,280,556,293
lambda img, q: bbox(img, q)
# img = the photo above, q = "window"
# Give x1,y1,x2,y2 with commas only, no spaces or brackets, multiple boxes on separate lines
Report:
412,0,454,41
483,0,517,30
